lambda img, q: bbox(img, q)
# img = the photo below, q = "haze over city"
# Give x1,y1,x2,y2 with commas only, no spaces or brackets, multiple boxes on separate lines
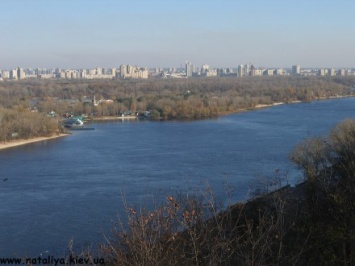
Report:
1,0,354,69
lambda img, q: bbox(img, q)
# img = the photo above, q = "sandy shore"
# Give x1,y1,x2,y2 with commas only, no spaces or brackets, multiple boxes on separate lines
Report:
255,102,285,109
0,134,69,151
91,115,138,121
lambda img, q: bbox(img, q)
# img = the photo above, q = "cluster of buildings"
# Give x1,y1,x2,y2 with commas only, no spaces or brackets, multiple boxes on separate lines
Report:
120,65,148,79
0,63,354,81
176,63,354,78
0,65,149,81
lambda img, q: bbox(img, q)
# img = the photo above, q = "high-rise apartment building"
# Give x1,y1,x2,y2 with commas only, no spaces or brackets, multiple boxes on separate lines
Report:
17,67,25,79
185,62,193,78
328,68,336,76
201,64,209,74
111,68,117,78
238,65,244,77
263,69,274,76
120,65,127,78
10,69,18,79
2,70,10,79
244,64,251,76
292,65,301,75
79,69,87,79
318,69,326,76
338,69,346,76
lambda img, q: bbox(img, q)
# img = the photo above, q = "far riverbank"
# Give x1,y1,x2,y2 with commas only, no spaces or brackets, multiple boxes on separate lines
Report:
2,95,353,151
177,95,355,118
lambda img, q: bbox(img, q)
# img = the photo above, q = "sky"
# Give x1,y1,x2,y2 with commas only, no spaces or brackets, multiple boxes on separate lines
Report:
0,0,354,69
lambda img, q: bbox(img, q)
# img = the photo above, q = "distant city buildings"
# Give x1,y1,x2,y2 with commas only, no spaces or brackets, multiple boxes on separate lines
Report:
120,65,148,79
0,63,353,81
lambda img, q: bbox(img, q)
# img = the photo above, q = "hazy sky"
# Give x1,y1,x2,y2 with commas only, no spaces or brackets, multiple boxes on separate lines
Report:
1,0,354,69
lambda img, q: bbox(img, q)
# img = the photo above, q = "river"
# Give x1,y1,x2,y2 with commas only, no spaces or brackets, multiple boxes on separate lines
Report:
1,98,355,256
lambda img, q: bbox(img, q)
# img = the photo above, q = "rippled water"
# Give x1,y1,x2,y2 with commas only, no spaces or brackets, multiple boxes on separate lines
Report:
1,98,355,256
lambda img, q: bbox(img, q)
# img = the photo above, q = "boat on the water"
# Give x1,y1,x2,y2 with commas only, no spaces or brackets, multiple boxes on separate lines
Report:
63,117,95,130
64,118,84,128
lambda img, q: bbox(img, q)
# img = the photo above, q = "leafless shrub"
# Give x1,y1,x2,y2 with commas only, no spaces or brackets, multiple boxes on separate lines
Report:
100,181,305,265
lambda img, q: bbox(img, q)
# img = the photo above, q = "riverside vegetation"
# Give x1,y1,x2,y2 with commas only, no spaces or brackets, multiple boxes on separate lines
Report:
1,75,354,143
0,108,64,144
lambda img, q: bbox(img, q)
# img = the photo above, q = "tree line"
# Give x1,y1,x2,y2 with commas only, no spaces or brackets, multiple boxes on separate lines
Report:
0,108,64,143
0,75,354,119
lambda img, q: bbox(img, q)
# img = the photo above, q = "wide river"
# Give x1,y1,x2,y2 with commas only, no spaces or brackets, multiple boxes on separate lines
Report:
1,98,355,256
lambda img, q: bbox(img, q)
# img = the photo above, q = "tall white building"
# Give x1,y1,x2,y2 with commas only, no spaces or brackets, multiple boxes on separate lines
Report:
338,69,346,76
185,62,193,78
244,64,251,76
2,70,10,79
79,69,87,79
238,65,244,77
17,67,25,79
201,64,209,74
328,68,336,76
120,65,127,78
292,65,301,75
10,69,18,79
111,68,117,78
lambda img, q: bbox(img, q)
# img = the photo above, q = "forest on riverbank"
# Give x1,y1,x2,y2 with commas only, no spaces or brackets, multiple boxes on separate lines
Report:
0,109,64,143
1,75,355,143
1,75,355,120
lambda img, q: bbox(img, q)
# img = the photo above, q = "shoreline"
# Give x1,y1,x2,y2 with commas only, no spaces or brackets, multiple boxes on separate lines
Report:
197,95,355,118
0,134,69,151
91,115,138,121
91,95,355,121
250,95,355,111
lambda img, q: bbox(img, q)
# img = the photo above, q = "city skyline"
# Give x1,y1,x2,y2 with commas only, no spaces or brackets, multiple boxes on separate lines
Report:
1,0,354,69
2,64,353,81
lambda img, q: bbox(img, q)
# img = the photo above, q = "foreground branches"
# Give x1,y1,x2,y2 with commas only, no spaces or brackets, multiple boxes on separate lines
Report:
100,187,308,265
291,119,355,265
